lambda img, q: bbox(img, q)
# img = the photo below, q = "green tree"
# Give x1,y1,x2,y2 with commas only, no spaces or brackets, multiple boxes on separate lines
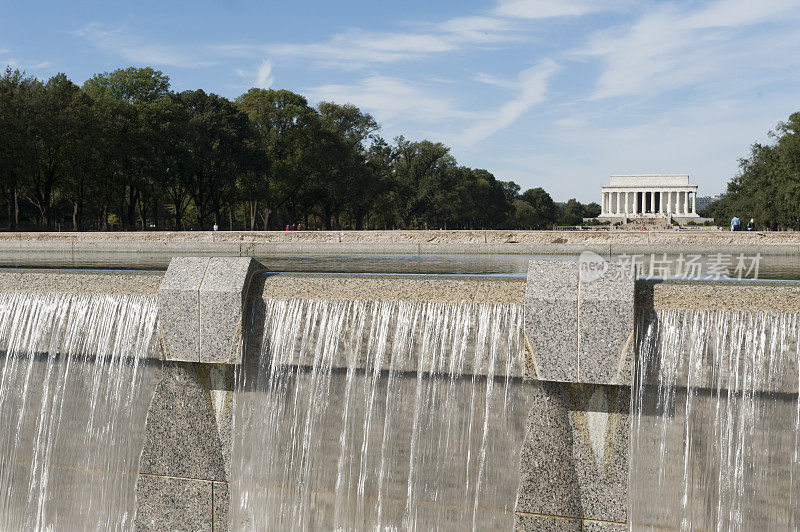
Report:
314,102,381,229
392,137,457,228
84,67,170,104
177,90,252,229
515,187,557,229
0,68,38,229
236,89,316,229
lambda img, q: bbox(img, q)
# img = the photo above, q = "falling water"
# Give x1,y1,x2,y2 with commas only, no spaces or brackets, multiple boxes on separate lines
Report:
0,292,161,531
230,297,532,531
631,308,800,530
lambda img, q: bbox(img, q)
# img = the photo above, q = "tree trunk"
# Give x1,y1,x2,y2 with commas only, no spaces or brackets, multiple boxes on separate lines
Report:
249,201,257,230
6,195,12,231
263,206,272,230
13,188,18,230
153,199,159,230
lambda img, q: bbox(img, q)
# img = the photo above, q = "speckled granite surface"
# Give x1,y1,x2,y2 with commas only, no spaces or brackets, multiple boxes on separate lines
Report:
257,272,525,303
138,363,231,482
0,270,162,295
579,262,634,386
136,361,234,531
524,262,579,382
0,229,798,255
135,475,214,531
516,382,629,524
514,514,582,531
159,257,207,362
199,258,258,363
637,280,800,312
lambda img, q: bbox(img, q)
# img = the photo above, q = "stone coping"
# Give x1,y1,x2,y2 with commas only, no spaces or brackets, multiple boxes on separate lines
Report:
0,270,796,314
636,279,800,313
0,270,162,295
0,230,797,255
257,273,525,304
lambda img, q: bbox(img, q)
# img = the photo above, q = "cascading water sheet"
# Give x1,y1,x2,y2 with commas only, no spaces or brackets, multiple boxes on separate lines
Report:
631,308,800,530
0,292,161,531
231,297,533,531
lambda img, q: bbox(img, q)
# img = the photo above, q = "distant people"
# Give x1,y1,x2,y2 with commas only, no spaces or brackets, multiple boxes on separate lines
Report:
747,218,754,231
285,224,290,231
297,223,302,231
730,216,741,231
213,223,218,231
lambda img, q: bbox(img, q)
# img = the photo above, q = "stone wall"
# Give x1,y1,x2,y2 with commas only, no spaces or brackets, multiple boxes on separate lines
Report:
0,268,796,530
0,229,797,255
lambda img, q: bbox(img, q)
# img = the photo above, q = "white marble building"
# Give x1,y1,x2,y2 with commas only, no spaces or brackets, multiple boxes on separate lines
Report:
598,174,699,218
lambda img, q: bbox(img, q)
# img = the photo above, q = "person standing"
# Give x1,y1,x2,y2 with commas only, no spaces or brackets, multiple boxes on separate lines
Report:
730,216,741,231
747,218,754,231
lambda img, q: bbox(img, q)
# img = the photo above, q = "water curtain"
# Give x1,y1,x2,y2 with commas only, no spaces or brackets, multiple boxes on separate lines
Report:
231,297,533,531
631,308,800,530
0,292,161,531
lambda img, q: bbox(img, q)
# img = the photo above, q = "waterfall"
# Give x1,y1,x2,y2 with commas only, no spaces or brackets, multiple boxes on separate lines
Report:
230,297,533,531
0,292,161,531
631,308,800,530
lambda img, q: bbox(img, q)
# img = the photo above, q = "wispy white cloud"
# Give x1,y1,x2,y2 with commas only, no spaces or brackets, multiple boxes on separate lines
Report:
305,75,474,125
305,60,558,147
579,0,800,100
213,12,523,69
255,60,273,88
459,59,559,145
0,49,54,72
73,23,217,68
492,0,618,19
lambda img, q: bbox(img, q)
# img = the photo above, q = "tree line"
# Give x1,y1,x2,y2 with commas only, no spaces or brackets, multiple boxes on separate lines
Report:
0,66,599,231
704,113,800,230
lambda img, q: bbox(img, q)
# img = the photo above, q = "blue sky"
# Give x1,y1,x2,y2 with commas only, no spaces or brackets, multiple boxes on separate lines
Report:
2,0,799,202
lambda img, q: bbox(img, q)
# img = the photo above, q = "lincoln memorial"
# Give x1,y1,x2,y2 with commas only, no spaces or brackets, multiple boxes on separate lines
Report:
598,174,699,219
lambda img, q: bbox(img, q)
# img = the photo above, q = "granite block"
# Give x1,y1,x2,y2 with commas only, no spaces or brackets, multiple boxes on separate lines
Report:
579,300,634,385
524,261,579,383
514,514,582,531
199,257,257,364
516,382,629,523
139,363,229,482
135,475,213,531
579,261,634,301
582,520,628,531
212,482,229,532
524,300,578,382
527,260,579,300
578,261,634,386
159,257,210,362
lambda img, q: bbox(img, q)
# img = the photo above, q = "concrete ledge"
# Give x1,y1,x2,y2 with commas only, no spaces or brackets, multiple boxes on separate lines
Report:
0,270,161,295
0,230,797,255
636,280,800,312
258,273,525,303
